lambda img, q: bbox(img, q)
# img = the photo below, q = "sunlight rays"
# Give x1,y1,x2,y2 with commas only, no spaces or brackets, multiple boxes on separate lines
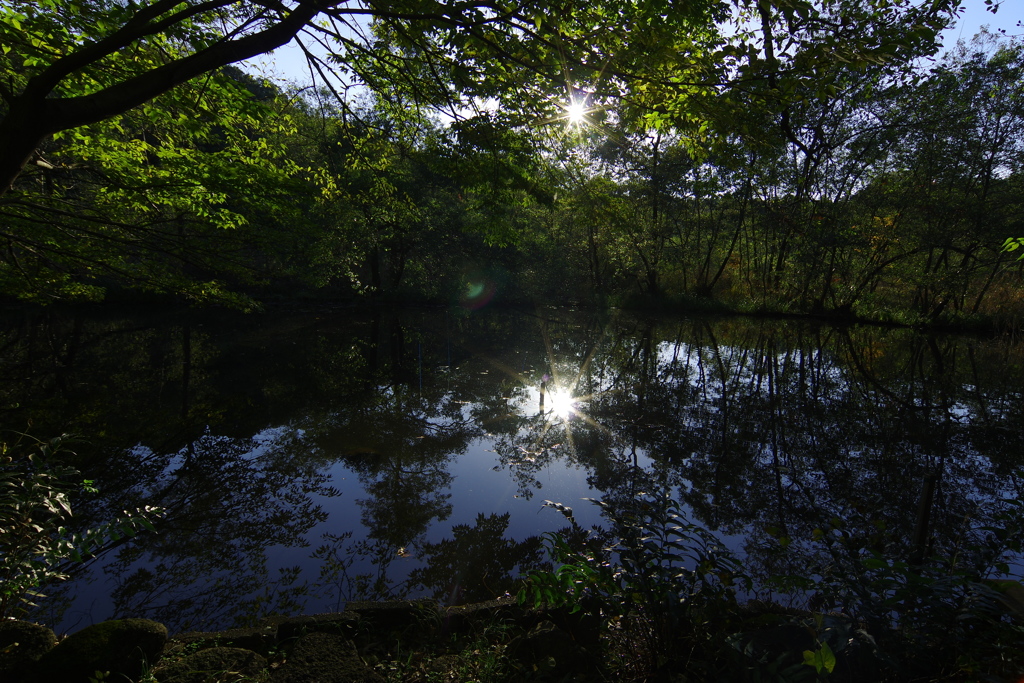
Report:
525,311,620,454
531,96,600,129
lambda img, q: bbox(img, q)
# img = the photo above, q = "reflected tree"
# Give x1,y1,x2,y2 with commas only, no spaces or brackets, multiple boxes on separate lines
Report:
408,513,551,604
47,428,337,632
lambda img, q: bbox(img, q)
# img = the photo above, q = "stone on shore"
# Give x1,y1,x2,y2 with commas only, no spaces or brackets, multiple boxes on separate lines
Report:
34,618,167,683
0,620,57,683
271,632,382,683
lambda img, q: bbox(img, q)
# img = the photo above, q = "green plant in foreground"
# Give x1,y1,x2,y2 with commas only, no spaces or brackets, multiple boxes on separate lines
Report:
750,494,1024,681
519,483,1024,682
0,432,162,619
520,490,750,680
372,621,520,683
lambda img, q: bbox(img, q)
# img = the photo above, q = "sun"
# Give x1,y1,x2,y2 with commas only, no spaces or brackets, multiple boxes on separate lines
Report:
564,99,587,127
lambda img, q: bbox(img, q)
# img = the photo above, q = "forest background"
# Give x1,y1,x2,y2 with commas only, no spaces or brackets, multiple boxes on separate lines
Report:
1,0,1022,328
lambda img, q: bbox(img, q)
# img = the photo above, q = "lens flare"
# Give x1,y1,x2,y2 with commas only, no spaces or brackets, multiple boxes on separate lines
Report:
460,277,496,310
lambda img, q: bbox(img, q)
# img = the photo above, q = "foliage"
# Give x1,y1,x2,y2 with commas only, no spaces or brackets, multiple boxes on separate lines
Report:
0,0,723,198
520,477,1024,681
372,621,520,683
519,488,749,679
0,0,959,187
0,432,161,619
774,496,1024,681
0,0,335,197
1003,237,1024,260
0,64,314,306
539,32,1024,323
0,0,1014,317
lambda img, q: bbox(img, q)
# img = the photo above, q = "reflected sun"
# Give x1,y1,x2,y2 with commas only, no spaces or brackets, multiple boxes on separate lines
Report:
475,309,622,460
547,389,576,420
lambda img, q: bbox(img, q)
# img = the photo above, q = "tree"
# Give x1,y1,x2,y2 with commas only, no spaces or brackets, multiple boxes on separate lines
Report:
855,34,1024,318
0,0,717,304
1,0,986,310
0,63,315,305
1,0,968,196
0,0,724,199
0,0,333,195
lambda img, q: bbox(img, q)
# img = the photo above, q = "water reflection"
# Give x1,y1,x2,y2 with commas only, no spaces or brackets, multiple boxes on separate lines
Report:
1,307,1022,632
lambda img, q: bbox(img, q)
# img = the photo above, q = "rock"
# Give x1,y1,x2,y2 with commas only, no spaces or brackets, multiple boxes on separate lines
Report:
0,620,57,682
34,618,167,683
443,597,525,635
269,613,360,642
154,647,267,683
172,627,277,656
343,599,438,633
271,632,382,683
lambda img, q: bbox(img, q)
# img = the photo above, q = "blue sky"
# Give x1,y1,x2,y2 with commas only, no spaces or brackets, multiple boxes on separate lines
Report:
943,0,1021,45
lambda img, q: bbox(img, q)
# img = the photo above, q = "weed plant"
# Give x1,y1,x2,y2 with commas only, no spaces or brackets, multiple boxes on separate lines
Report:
773,503,1024,681
519,490,749,680
372,623,520,683
0,432,162,619
519,485,1024,682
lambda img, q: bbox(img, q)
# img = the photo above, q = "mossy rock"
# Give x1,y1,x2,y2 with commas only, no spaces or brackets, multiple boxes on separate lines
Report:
268,613,360,642
442,597,525,635
153,647,267,683
0,620,57,682
343,600,438,638
272,632,382,683
35,618,167,683
171,627,277,657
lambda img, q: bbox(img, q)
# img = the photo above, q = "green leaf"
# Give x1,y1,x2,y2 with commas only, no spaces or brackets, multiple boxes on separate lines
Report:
803,641,837,674
820,641,836,673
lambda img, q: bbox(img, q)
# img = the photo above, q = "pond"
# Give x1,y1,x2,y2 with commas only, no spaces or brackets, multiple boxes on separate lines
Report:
3,305,1023,634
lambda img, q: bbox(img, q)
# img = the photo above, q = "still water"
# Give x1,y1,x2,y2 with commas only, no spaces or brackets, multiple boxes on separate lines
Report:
2,306,1023,634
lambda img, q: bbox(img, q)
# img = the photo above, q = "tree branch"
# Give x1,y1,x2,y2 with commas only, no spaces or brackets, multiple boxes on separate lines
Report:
29,1,231,96
0,1,338,196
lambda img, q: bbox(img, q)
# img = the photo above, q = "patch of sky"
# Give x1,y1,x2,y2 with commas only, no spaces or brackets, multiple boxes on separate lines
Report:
947,402,973,422
941,1,1022,48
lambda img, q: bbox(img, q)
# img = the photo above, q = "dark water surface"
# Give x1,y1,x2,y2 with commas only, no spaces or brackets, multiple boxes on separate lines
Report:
3,306,1023,634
